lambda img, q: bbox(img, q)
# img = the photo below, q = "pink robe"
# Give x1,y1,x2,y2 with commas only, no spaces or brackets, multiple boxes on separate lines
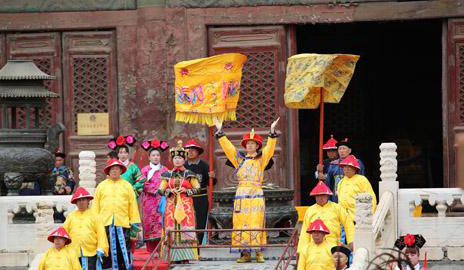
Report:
141,165,168,242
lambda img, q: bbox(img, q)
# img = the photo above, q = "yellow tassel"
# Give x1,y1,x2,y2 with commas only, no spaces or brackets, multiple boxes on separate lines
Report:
175,110,237,126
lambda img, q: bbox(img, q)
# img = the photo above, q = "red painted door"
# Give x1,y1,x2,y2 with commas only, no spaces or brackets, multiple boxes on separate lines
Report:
208,26,289,189
62,31,118,182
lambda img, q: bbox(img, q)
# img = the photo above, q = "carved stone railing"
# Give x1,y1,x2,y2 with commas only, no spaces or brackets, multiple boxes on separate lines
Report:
351,142,464,269
398,188,464,261
0,195,74,254
350,143,398,269
352,191,395,263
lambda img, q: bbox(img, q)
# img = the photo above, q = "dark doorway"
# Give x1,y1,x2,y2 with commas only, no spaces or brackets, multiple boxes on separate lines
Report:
297,20,443,206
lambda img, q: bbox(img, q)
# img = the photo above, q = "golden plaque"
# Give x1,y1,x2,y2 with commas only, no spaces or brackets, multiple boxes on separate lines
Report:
77,113,109,136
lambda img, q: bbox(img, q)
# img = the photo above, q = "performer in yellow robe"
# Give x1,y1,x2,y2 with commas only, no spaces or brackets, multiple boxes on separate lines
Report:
298,219,335,270
337,155,377,221
214,116,280,263
92,159,141,270
63,187,108,270
298,181,355,254
38,227,81,270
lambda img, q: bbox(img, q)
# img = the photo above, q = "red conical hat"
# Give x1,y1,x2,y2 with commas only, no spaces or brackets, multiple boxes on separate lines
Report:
104,158,127,175
307,218,330,234
47,227,72,245
71,187,93,204
184,139,204,155
241,129,263,149
310,181,333,196
322,135,338,150
340,155,360,170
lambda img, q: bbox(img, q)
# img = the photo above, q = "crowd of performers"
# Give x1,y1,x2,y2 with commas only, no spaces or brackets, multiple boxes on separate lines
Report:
38,120,427,270
297,135,427,270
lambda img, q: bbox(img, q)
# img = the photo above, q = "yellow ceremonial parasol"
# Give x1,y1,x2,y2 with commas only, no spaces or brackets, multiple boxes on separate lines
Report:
174,53,247,240
284,53,359,166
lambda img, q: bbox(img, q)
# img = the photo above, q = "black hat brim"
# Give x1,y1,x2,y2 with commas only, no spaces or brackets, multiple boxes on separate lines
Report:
331,246,351,257
185,146,204,155
55,153,66,158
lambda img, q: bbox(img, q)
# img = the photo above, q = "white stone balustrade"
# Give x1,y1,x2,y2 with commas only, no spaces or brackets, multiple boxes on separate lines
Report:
352,143,398,267
78,151,97,194
398,187,464,260
0,195,74,254
351,142,464,269
0,151,97,268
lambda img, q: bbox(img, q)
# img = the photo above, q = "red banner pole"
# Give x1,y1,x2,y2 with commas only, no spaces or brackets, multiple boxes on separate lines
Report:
319,87,324,166
208,126,214,241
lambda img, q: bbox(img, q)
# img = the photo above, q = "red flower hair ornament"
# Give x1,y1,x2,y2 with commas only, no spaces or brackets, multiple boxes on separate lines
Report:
141,139,169,152
116,136,126,146
404,234,416,247
107,135,137,150
394,234,426,250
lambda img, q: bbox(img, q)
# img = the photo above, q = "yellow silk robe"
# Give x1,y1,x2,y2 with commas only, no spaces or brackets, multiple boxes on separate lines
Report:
38,246,81,270
92,178,141,228
298,239,335,270
218,135,276,252
63,209,109,257
337,174,377,221
297,201,355,254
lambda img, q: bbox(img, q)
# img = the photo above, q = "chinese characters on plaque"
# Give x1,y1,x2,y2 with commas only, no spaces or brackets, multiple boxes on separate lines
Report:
77,113,109,136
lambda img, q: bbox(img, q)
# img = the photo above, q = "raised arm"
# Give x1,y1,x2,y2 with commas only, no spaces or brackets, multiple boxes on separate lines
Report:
214,116,240,168
260,117,280,169
217,135,240,168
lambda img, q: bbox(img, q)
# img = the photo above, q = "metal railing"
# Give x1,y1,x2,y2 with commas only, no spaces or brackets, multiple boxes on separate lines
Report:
140,227,297,269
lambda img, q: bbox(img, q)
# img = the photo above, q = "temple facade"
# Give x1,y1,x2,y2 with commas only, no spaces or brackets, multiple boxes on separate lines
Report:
0,0,463,203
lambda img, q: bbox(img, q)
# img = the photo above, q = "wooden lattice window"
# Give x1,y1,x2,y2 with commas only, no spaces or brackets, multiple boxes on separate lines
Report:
458,43,464,123
224,51,277,129
71,57,109,132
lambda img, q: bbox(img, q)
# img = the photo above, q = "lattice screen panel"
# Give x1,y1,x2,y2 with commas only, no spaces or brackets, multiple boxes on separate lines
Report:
72,57,109,132
458,44,464,123
224,51,277,129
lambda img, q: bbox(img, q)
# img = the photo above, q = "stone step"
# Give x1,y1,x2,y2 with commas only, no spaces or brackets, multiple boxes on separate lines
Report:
171,260,296,270
198,247,289,261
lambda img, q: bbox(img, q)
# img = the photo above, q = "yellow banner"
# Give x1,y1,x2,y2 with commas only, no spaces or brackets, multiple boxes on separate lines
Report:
174,53,247,126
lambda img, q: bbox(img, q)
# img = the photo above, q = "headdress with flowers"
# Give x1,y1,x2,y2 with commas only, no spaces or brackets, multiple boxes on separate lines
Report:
394,234,426,250
107,135,137,151
141,138,169,153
